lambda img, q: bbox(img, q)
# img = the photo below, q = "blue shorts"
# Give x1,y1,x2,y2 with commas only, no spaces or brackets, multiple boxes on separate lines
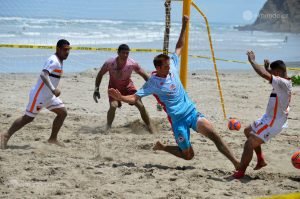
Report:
172,109,205,151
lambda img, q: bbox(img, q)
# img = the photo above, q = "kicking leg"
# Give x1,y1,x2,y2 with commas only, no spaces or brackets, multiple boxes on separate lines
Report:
1,115,34,149
197,118,240,170
153,141,194,160
244,125,267,170
135,99,154,134
48,107,67,147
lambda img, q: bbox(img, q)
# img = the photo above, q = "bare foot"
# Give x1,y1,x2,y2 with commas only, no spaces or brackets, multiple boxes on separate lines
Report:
153,141,165,151
106,125,111,131
47,139,65,147
254,161,267,170
0,133,10,149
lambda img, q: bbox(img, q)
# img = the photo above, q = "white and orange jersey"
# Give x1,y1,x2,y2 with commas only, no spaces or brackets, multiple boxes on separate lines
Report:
250,75,292,142
265,75,292,126
31,54,63,100
25,54,64,117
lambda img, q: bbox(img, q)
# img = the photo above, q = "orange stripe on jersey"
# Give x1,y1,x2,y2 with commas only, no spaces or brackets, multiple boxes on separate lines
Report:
53,69,62,73
256,124,268,135
269,96,278,127
29,82,44,112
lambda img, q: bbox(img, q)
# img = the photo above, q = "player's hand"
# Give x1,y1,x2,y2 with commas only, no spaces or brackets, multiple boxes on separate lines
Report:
264,59,270,69
108,88,122,101
247,50,256,63
52,88,61,97
93,90,100,103
182,15,189,24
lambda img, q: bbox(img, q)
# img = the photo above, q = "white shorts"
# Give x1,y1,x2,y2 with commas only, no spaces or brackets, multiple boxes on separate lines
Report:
25,94,64,118
250,114,287,143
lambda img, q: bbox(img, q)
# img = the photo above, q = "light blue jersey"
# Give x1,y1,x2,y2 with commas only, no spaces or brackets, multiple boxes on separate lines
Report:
136,54,195,123
136,54,205,150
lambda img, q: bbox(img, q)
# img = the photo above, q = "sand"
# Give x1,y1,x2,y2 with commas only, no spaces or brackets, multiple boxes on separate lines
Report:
0,69,299,199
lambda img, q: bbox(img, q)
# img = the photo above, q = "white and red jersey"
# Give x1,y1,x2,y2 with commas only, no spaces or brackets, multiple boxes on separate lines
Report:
251,75,292,142
265,75,292,126
25,54,64,117
31,54,63,100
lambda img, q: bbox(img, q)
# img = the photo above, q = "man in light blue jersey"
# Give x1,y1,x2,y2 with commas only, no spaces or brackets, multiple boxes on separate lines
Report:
108,16,239,169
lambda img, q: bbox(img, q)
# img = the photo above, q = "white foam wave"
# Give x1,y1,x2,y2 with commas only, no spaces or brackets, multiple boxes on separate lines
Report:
22,32,40,36
0,34,16,38
0,17,124,25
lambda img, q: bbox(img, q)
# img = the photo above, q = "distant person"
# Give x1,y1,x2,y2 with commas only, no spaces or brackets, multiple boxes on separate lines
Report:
93,44,154,133
284,35,288,43
0,39,71,149
233,51,292,179
108,16,240,169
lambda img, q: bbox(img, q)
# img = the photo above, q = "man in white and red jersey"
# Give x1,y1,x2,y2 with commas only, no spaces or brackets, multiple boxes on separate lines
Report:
0,39,71,149
233,50,292,179
93,44,154,133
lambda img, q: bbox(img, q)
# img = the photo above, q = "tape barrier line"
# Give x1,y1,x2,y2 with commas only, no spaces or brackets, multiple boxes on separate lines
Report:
0,44,163,53
1,44,299,71
257,192,300,199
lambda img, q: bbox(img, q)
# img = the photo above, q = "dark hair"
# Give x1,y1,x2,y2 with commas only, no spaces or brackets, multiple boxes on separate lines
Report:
56,39,70,48
118,44,130,52
270,60,286,72
153,54,170,68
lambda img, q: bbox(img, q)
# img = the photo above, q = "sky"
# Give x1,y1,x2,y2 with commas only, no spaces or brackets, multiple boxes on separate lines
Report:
0,0,267,24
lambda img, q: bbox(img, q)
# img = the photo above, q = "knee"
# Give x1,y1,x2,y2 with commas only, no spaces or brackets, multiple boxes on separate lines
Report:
182,148,194,160
23,115,34,123
59,110,68,119
184,153,194,160
243,129,248,137
109,101,118,110
244,126,252,137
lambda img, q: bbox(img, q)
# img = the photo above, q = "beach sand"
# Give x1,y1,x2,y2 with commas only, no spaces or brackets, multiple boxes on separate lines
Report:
0,70,299,198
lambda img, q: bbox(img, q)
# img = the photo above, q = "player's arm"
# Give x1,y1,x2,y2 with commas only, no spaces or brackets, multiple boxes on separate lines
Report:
134,65,149,81
40,70,60,97
93,63,108,103
175,15,189,56
264,59,272,75
247,50,271,81
108,88,139,104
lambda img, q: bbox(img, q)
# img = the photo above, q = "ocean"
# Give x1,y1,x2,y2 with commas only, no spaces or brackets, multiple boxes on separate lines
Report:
0,2,299,73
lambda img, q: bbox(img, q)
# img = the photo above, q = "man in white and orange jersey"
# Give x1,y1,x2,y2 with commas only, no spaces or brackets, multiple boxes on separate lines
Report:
93,44,154,133
234,50,292,179
0,39,71,149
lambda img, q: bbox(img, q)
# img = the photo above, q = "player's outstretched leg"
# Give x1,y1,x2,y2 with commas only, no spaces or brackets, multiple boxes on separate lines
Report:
153,141,194,160
0,115,34,149
135,99,154,134
244,125,267,170
48,107,67,147
197,118,240,170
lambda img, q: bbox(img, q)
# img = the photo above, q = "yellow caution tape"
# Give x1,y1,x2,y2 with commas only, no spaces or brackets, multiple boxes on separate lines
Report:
0,43,299,71
257,192,300,199
0,44,163,53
